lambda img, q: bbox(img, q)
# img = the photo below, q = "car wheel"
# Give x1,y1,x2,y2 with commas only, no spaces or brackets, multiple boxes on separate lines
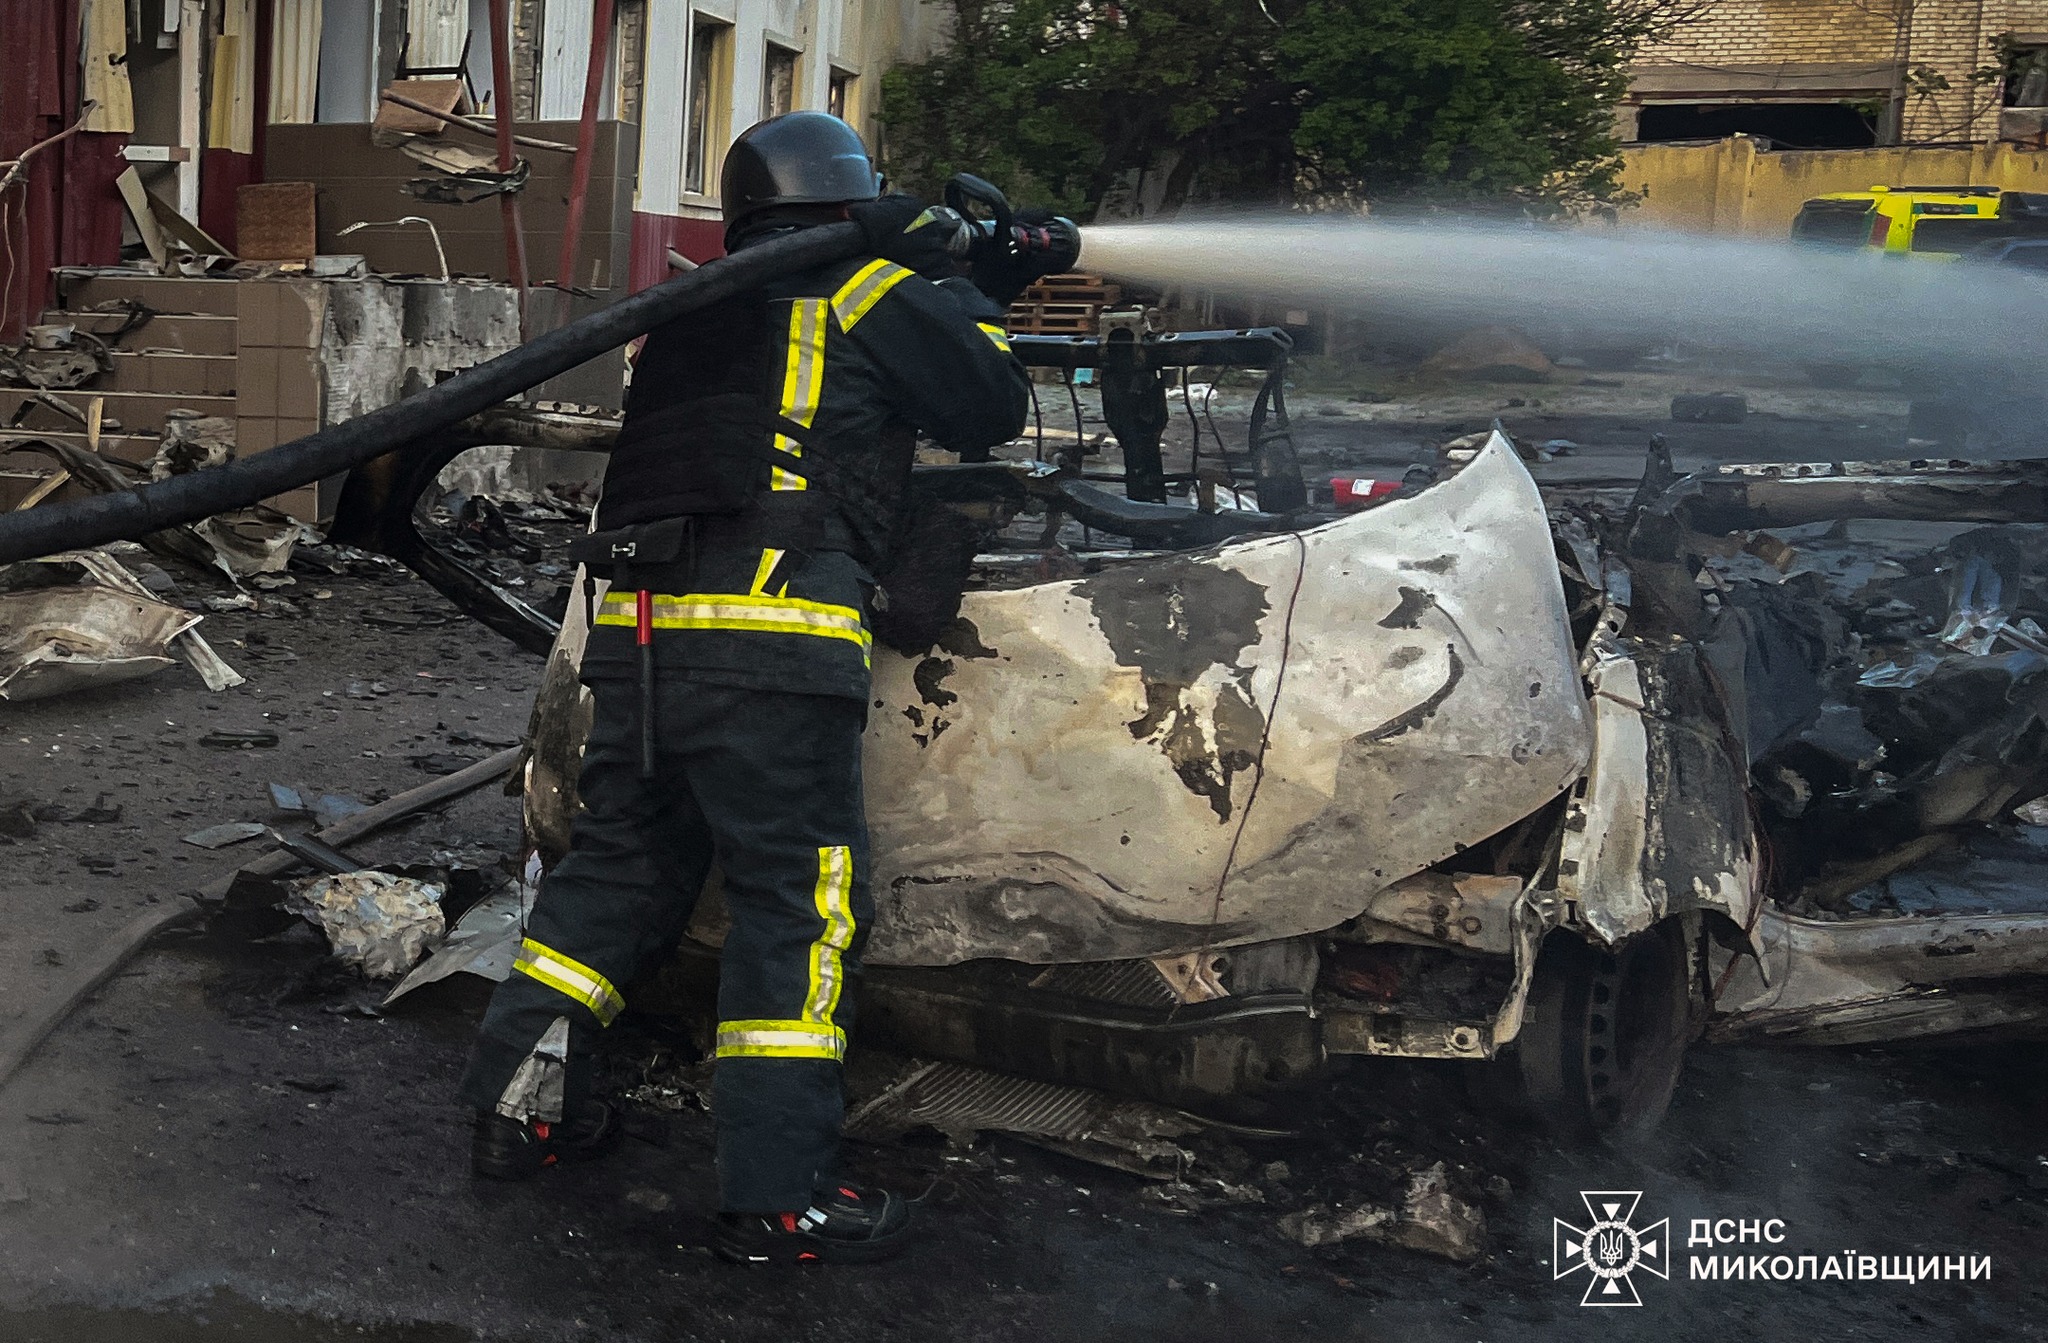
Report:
1482,922,1694,1139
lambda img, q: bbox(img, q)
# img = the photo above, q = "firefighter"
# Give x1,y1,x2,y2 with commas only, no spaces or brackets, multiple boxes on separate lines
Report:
457,112,1032,1265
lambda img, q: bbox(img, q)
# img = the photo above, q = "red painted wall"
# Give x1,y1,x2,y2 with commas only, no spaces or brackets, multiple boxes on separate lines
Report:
0,0,126,339
627,211,725,292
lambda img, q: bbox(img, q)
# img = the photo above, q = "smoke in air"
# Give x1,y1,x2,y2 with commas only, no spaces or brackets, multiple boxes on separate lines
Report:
1075,217,2043,376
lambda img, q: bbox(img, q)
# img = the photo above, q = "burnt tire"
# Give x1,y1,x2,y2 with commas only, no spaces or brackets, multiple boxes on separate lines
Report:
1482,923,1693,1140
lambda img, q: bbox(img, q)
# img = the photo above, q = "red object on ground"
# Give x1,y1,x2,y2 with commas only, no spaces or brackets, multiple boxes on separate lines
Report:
1331,476,1400,509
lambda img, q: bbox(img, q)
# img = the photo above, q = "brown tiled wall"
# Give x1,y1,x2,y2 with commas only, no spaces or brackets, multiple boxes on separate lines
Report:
235,280,329,524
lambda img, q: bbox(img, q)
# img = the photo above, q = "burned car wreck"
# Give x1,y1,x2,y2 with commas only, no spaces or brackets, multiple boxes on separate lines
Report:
360,323,2048,1140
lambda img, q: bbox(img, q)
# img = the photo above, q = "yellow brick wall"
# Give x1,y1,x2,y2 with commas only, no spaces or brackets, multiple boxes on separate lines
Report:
1643,0,1901,68
1634,0,2048,142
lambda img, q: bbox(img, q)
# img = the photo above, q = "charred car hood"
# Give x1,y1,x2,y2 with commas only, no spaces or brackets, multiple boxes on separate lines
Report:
862,433,1590,964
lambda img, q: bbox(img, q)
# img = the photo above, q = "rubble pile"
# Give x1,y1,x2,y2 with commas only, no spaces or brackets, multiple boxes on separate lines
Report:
1696,520,2048,915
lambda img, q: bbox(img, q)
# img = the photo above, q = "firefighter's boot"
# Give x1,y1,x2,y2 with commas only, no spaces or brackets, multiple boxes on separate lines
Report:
471,1099,623,1181
712,1182,913,1264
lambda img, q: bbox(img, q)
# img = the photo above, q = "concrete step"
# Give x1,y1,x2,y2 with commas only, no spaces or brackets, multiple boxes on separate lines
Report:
53,271,242,317
0,387,234,437
99,351,238,396
41,310,239,356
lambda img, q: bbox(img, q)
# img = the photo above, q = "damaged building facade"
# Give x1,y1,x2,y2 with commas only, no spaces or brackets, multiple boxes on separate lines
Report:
0,1,950,526
1,0,948,334
1625,0,2048,147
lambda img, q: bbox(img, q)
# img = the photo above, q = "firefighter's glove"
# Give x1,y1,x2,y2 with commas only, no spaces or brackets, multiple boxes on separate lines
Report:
971,208,1077,308
850,194,963,281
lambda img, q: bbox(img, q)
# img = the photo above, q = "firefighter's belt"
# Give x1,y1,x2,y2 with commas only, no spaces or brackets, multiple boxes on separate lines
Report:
567,498,854,585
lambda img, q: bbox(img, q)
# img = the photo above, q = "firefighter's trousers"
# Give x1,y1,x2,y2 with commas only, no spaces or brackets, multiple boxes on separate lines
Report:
459,676,872,1214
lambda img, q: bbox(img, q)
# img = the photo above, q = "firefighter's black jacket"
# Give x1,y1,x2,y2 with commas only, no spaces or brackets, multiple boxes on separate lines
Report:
583,232,1031,700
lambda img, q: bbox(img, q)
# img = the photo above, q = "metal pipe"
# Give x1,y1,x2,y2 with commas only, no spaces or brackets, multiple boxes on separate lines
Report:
339,217,450,281
0,221,869,565
377,89,578,153
555,0,615,290
485,0,530,332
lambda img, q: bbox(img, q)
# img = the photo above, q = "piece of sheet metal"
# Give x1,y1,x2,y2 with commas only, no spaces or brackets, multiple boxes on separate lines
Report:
1709,901,2048,1042
0,581,198,701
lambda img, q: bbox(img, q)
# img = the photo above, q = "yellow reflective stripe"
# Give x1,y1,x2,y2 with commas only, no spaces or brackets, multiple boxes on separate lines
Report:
805,845,856,1025
514,938,625,1026
976,321,1013,352
595,592,871,656
715,1018,847,1060
830,258,912,331
773,299,827,492
750,547,786,597
598,592,863,628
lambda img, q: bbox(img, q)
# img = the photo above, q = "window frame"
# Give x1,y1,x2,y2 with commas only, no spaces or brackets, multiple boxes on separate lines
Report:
762,40,801,121
682,15,735,201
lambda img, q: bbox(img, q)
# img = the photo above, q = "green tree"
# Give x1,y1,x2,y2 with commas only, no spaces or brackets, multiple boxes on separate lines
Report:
879,0,1673,218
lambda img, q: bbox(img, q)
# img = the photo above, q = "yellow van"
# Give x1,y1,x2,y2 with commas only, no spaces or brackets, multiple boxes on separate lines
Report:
1790,185,2002,253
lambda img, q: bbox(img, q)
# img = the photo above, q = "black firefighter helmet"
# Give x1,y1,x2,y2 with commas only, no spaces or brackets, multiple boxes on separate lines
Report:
720,112,881,228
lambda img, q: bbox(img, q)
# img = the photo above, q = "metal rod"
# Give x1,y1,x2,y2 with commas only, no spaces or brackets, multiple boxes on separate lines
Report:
377,89,577,153
555,0,615,290
485,0,530,332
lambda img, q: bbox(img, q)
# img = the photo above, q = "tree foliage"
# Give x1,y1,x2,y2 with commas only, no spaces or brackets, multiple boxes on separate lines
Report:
878,0,1671,218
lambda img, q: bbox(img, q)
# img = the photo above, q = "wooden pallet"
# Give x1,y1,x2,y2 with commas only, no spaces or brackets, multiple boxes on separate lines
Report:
1006,273,1123,336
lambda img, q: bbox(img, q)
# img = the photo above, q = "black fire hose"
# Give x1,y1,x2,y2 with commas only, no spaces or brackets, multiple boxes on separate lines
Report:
0,221,869,566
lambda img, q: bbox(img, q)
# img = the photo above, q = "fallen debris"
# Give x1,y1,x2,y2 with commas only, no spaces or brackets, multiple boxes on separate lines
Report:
1276,1163,1485,1262
1421,326,1553,382
182,821,269,850
198,729,279,750
286,870,447,980
382,875,534,1006
51,549,243,690
0,561,198,701
0,748,522,1095
268,784,368,829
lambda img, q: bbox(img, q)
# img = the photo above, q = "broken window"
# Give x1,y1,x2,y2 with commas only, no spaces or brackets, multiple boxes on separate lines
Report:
763,42,799,120
682,17,733,197
829,67,855,122
1633,101,1880,149
2001,43,2048,107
